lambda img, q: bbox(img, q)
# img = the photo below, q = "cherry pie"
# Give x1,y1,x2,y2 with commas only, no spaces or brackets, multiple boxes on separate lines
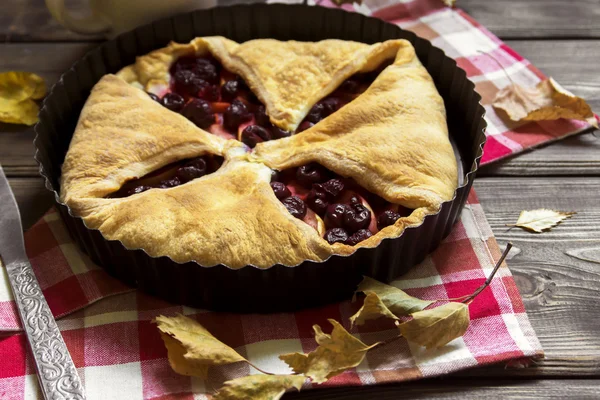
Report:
60,36,458,268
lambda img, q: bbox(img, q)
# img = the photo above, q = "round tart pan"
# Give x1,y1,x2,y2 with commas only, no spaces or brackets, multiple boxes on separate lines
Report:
34,4,486,312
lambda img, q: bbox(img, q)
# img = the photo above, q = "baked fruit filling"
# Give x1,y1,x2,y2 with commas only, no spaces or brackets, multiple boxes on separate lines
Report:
108,155,223,198
147,55,390,147
271,163,413,245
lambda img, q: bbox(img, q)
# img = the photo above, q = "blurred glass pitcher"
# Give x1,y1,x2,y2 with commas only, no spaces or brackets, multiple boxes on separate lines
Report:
45,0,218,38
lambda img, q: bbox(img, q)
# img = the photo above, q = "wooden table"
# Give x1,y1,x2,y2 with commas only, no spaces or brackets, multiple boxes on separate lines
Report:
2,1,599,398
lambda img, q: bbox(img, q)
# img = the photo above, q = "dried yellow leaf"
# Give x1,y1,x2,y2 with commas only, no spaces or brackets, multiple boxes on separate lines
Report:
279,319,379,383
442,0,457,6
214,374,305,400
513,209,575,233
155,314,246,378
159,333,209,378
493,78,598,128
398,302,469,349
350,276,433,326
0,71,47,126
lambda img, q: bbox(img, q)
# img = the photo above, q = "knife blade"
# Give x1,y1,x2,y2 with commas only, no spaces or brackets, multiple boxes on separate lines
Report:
0,164,85,399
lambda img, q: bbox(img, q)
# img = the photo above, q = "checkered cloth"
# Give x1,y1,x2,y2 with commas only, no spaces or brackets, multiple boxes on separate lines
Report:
6,0,589,397
1,192,543,399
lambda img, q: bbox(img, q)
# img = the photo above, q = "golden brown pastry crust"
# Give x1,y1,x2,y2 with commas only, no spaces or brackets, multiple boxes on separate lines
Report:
61,37,458,268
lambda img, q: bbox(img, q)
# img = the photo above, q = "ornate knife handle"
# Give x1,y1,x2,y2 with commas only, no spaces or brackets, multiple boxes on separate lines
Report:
4,258,86,399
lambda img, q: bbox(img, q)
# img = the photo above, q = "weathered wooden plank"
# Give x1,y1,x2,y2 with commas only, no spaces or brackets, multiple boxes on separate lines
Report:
9,177,55,230
2,0,600,41
460,0,600,39
9,176,600,378
471,177,600,376
0,0,252,42
1,41,599,178
287,379,600,399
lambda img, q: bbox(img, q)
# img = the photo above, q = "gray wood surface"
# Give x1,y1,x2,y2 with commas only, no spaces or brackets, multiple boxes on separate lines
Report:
288,379,600,399
1,1,600,399
2,0,600,41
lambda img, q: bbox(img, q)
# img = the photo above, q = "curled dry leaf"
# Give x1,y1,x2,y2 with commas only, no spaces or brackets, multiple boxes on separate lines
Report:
0,71,47,125
493,78,598,128
279,319,379,383
350,276,433,326
512,209,576,233
155,314,246,378
214,374,305,400
397,302,469,349
160,333,210,377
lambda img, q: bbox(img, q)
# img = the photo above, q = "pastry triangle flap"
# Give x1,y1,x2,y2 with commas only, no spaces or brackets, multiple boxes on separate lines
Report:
81,160,334,268
60,74,233,212
251,47,458,210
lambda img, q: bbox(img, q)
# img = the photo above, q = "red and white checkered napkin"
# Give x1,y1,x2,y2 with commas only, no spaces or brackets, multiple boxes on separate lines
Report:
272,0,597,164
0,191,543,399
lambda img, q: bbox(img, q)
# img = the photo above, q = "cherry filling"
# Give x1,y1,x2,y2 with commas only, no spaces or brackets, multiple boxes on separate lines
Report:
147,55,392,148
271,163,413,246
108,155,224,198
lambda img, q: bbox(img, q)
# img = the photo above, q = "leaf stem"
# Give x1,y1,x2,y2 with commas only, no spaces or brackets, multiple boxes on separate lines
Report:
461,242,512,305
246,361,276,376
477,50,517,87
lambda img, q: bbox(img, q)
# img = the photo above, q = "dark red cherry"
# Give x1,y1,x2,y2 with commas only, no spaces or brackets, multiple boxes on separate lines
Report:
324,228,349,244
344,203,371,233
254,105,271,127
339,79,361,94
377,210,402,230
126,185,151,196
321,97,342,115
306,187,329,216
161,93,185,112
159,177,181,188
271,126,291,139
223,99,252,131
193,58,219,84
270,170,280,182
197,83,220,101
171,56,197,73
282,196,307,219
297,121,314,132
345,229,372,246
322,179,344,199
306,103,326,124
241,125,271,148
181,99,215,129
173,70,205,96
221,80,239,102
186,157,208,172
147,92,160,102
176,158,207,182
270,181,291,200
324,203,350,229
296,163,328,187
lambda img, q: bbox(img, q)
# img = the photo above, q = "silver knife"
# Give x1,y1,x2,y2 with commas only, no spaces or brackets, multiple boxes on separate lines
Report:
0,164,85,399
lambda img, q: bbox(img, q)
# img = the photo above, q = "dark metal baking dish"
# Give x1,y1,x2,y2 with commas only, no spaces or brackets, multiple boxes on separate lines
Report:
34,4,486,312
